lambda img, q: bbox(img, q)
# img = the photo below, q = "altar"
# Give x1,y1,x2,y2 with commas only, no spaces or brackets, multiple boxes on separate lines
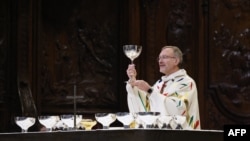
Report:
0,129,223,141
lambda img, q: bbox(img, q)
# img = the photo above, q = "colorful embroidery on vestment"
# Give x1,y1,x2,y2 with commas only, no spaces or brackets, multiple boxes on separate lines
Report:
189,116,194,126
177,78,183,82
180,83,187,89
194,120,200,129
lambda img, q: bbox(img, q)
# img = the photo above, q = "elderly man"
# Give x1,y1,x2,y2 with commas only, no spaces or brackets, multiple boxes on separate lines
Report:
126,45,200,129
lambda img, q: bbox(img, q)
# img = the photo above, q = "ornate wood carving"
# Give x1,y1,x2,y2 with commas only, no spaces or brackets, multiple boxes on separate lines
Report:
166,0,197,77
37,0,120,114
167,0,191,47
208,0,250,129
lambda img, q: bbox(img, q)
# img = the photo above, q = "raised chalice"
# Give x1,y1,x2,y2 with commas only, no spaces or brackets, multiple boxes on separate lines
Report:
123,45,142,82
123,45,142,64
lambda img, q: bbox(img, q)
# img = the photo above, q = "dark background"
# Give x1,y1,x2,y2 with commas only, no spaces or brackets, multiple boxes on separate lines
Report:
0,0,250,132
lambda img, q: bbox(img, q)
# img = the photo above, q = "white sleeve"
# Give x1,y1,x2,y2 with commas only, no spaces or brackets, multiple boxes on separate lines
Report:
126,84,147,113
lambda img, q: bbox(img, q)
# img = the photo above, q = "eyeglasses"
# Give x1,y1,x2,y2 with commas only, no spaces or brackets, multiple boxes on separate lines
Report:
157,55,176,61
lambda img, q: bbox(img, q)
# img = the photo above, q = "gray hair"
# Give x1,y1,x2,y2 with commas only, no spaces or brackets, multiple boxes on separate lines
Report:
162,46,183,66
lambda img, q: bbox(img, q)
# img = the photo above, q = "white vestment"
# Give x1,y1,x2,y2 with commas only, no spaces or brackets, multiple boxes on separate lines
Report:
126,69,201,129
